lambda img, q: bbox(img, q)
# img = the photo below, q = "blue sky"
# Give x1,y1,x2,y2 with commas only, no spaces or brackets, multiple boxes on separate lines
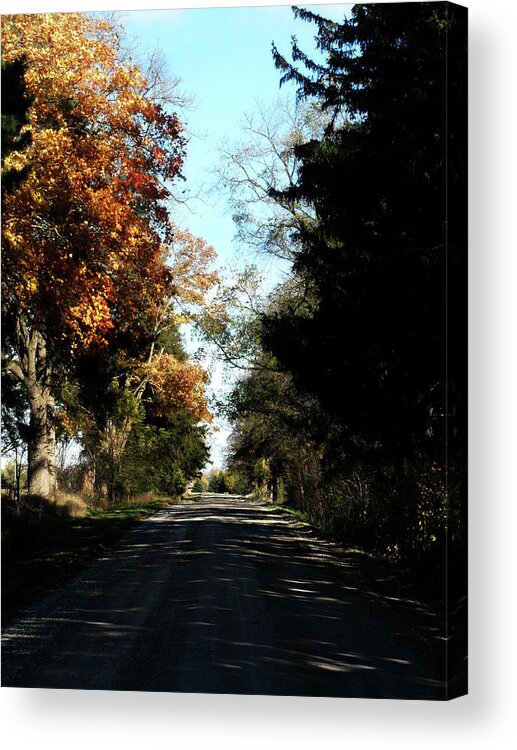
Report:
118,4,354,467
121,5,351,268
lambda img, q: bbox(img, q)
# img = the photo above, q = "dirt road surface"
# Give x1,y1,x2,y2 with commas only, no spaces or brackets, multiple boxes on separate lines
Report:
1,496,445,698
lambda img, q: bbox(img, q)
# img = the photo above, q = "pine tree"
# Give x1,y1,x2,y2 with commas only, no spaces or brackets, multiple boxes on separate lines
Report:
266,3,467,465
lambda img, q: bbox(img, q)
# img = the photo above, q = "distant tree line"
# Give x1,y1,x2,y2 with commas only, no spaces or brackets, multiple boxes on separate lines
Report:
191,469,251,495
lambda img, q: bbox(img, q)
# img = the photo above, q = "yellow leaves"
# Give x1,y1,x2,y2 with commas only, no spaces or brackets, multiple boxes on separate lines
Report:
68,287,115,350
145,353,211,423
2,224,25,251
1,10,216,400
2,149,28,174
55,408,77,437
26,277,38,294
166,227,219,313
3,13,120,116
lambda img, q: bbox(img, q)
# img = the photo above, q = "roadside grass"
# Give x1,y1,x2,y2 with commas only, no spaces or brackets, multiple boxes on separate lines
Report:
267,502,312,527
1,495,177,623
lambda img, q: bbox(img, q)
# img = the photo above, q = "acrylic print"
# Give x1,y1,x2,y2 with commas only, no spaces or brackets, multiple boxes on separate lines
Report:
1,2,467,699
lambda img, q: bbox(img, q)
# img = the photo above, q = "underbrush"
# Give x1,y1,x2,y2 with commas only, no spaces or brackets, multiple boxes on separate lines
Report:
88,490,162,511
54,490,90,517
265,494,459,602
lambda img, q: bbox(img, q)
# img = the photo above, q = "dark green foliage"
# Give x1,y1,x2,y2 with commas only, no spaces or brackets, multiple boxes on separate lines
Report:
268,3,467,464
227,356,324,503
227,3,467,572
207,470,227,493
56,315,210,504
90,401,209,502
191,476,206,493
1,57,33,195
206,468,251,495
125,410,209,497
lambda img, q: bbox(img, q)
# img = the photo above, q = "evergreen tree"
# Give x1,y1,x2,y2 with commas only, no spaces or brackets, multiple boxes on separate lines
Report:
266,3,467,469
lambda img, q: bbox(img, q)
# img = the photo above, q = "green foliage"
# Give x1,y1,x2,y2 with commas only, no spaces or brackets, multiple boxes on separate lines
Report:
268,2,467,463
191,475,208,493
207,470,225,493
1,57,33,195
52,312,211,505
226,354,325,503
196,265,268,374
104,407,209,501
225,3,467,570
205,468,251,495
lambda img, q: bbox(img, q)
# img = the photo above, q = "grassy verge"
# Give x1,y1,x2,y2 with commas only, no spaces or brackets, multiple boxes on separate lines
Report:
267,503,311,525
1,496,177,624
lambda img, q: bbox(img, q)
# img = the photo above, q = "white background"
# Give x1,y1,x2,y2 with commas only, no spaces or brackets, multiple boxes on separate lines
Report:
1,1,516,748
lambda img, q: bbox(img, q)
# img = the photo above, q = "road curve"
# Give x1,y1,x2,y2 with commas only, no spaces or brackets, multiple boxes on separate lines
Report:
1,496,445,698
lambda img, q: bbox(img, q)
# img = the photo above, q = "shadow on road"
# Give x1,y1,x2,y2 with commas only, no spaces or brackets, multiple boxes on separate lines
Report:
2,497,447,699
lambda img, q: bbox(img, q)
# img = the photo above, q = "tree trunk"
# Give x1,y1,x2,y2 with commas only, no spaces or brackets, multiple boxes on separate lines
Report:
14,448,22,506
271,470,279,504
81,461,96,498
27,387,56,498
105,415,134,503
5,317,57,499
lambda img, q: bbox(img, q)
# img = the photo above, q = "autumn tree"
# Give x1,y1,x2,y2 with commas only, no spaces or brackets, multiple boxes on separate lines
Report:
1,13,215,498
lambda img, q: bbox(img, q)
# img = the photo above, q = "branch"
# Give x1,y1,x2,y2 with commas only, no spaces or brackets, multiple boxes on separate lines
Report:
2,358,26,383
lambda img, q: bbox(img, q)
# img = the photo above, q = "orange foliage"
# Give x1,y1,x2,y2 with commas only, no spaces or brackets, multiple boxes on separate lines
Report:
166,227,219,323
2,13,185,351
145,353,211,423
2,13,220,425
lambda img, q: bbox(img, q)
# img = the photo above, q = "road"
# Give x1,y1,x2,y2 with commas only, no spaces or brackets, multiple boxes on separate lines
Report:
1,496,446,698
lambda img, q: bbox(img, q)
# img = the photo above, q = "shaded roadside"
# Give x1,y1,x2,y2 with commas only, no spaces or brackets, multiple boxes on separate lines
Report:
1,495,177,624
267,499,467,698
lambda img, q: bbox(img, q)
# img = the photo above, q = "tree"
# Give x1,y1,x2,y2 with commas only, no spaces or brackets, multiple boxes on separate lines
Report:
192,474,209,493
89,229,216,502
59,290,214,503
266,4,467,468
116,408,209,500
226,342,328,504
1,14,212,497
225,4,466,565
215,96,327,262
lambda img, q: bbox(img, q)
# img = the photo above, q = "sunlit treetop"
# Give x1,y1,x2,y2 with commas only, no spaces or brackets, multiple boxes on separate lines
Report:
1,13,187,352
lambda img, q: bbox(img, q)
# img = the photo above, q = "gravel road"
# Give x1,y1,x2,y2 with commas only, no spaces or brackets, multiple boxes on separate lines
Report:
1,496,446,698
